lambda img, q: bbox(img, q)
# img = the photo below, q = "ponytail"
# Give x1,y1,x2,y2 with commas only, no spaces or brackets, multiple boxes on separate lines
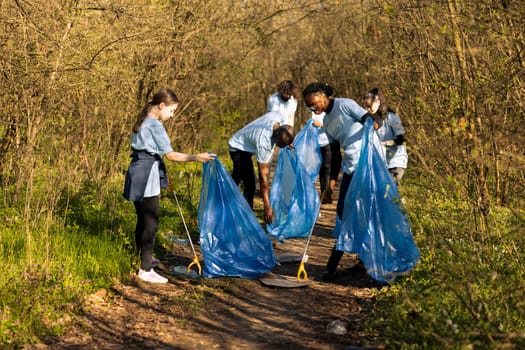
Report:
132,88,180,133
133,102,153,133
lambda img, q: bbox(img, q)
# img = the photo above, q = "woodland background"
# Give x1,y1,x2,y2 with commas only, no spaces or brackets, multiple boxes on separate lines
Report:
0,0,524,348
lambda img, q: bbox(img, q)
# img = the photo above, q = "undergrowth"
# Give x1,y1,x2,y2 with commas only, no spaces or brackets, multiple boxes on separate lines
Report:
367,178,525,349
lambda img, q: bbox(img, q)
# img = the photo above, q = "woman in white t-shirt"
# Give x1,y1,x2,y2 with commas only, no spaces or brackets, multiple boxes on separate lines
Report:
362,88,408,185
310,112,342,204
266,80,298,127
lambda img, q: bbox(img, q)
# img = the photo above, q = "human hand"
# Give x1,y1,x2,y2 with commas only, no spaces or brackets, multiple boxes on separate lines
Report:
195,152,216,163
312,120,322,127
264,206,274,224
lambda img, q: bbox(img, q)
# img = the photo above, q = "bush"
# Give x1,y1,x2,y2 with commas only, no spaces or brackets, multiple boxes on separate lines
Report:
367,180,525,349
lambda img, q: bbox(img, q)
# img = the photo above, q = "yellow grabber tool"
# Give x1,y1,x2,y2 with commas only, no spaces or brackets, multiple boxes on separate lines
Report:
296,222,316,282
168,179,202,276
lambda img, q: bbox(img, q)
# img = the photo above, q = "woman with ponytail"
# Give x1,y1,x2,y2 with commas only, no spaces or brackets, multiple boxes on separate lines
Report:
124,87,215,283
362,87,408,185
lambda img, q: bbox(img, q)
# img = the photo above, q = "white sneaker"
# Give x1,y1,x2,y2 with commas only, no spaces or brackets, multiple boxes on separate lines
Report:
138,269,168,283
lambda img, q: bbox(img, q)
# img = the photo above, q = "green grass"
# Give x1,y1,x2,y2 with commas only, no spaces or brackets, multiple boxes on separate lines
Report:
367,180,525,349
0,160,217,347
2,157,524,349
0,177,136,348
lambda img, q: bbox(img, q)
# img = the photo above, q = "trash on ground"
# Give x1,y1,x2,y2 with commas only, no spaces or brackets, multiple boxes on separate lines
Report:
171,265,201,279
326,319,348,335
259,273,312,288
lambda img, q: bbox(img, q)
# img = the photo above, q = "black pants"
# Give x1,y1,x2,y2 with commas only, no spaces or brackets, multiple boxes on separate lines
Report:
326,172,353,273
319,142,342,193
134,196,160,271
230,150,256,208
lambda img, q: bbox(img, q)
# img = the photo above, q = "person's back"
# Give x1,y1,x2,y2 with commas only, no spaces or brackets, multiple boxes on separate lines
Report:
228,110,286,164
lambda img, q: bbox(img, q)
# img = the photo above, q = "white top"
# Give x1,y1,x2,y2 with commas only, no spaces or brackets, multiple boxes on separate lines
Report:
266,92,297,127
311,112,330,147
376,111,408,169
323,98,367,175
143,161,160,197
228,111,286,163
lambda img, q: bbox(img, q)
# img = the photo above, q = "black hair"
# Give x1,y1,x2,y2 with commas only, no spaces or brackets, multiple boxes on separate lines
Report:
277,80,298,99
133,88,180,133
275,124,294,147
302,83,336,101
363,87,394,116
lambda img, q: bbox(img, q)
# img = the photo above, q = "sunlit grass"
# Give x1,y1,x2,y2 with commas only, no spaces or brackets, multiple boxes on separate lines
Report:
367,177,525,349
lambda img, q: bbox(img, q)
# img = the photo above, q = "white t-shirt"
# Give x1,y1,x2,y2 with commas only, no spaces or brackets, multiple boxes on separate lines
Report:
323,98,367,175
311,112,330,147
376,111,408,169
228,111,286,163
266,92,297,127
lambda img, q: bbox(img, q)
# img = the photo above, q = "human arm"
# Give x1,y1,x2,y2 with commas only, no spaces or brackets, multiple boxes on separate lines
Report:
257,161,273,223
164,151,216,163
381,113,406,146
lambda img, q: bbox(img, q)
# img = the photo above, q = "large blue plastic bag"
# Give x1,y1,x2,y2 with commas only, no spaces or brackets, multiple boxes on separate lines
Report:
336,118,420,283
267,120,322,241
198,157,275,279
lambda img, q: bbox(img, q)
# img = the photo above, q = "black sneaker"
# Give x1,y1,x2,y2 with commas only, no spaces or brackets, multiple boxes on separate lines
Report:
354,260,366,271
322,271,337,282
321,189,333,204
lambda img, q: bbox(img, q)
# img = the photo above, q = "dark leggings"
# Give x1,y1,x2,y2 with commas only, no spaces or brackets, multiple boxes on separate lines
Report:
326,172,353,273
319,142,342,193
230,150,256,208
134,196,160,271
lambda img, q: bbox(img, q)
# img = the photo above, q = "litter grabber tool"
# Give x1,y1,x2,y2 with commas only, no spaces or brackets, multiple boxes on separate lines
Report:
296,222,315,282
168,180,202,276
259,272,312,288
258,220,316,288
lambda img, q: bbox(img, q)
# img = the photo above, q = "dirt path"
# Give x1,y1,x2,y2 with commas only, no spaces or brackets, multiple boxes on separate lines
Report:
38,190,384,350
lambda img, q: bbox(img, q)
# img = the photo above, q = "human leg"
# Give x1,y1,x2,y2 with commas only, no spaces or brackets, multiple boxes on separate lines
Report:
136,196,160,271
389,167,405,185
326,172,353,274
134,196,166,283
230,150,256,208
325,141,342,201
329,141,342,188
319,144,332,202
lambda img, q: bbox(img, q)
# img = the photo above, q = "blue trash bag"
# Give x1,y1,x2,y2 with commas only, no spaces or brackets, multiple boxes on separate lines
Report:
336,118,420,283
267,120,322,241
198,157,276,279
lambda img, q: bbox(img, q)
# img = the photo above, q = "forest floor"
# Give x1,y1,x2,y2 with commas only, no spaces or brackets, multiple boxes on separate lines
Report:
35,186,386,350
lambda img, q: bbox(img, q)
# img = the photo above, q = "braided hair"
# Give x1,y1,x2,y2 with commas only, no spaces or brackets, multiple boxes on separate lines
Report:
302,82,336,101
